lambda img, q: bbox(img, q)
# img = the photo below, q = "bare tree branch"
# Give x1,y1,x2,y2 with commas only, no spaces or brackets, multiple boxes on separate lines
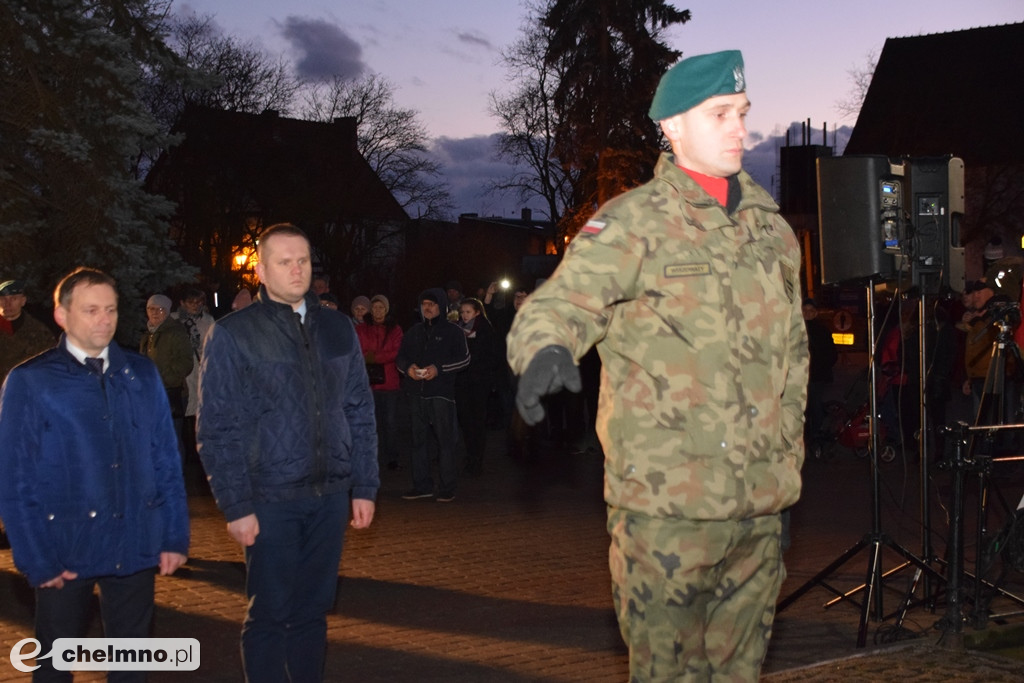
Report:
302,74,454,220
835,50,878,122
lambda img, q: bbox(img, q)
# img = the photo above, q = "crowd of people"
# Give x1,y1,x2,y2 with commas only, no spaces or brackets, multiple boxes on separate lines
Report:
217,277,580,501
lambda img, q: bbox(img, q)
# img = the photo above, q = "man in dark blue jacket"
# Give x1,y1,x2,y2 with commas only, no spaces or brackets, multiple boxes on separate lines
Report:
197,223,379,683
0,267,189,682
396,288,470,502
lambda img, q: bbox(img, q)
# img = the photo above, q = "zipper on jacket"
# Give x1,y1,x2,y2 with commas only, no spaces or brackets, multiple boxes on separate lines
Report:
295,312,327,494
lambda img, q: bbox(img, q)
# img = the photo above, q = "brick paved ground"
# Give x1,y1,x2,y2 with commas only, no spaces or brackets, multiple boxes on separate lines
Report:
3,368,1024,681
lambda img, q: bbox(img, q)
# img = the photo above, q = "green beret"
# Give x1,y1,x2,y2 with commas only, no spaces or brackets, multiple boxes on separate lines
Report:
649,50,746,121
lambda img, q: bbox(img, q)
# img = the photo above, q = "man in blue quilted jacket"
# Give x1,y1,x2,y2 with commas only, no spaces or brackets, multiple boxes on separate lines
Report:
197,223,379,682
0,267,189,682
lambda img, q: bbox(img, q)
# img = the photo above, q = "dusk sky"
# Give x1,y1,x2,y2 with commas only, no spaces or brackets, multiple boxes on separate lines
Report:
176,0,1022,216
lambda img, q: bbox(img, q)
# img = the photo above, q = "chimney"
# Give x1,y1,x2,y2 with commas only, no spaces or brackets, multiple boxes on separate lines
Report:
332,116,359,151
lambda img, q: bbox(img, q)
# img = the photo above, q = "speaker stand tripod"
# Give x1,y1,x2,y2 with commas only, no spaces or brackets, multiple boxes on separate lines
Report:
777,281,946,647
954,309,1024,628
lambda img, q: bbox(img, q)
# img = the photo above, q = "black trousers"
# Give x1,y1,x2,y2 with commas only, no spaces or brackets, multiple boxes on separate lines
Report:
456,381,490,473
34,568,155,683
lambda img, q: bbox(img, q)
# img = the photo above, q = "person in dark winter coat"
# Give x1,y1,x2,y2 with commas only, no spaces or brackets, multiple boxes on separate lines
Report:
198,224,378,682
396,287,470,501
456,297,500,475
0,278,56,383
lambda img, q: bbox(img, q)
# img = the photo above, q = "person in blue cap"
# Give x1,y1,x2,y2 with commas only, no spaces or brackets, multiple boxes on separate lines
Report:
507,50,808,680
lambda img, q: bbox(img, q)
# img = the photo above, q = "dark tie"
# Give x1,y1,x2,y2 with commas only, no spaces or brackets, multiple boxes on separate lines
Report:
295,312,309,347
84,357,104,379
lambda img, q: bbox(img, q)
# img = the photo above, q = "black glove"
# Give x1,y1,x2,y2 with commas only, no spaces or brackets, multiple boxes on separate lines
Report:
516,345,582,426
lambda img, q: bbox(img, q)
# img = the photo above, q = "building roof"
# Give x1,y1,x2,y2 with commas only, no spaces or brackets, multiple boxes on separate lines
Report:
458,208,556,234
148,105,407,223
845,23,1024,166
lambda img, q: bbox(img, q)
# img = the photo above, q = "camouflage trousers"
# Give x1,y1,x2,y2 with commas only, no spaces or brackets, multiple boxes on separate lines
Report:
608,510,785,682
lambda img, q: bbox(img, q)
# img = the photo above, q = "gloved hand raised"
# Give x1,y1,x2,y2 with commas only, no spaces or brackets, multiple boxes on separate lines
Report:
516,345,582,426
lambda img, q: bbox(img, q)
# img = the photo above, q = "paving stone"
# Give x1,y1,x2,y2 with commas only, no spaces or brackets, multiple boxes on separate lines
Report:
2,366,1024,680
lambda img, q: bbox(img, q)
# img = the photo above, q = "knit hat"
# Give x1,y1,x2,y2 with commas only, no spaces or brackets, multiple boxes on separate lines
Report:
370,294,390,313
147,294,172,311
420,290,440,304
649,50,746,121
350,295,370,314
984,239,1005,261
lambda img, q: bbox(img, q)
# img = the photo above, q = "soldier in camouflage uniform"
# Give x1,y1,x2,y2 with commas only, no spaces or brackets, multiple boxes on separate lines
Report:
506,50,808,681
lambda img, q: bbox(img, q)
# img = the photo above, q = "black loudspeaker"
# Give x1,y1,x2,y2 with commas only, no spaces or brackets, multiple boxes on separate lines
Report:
905,156,965,294
817,155,899,284
781,145,831,215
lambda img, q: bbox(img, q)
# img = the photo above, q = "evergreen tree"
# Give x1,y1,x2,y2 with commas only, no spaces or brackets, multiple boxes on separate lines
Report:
541,0,690,237
0,0,195,340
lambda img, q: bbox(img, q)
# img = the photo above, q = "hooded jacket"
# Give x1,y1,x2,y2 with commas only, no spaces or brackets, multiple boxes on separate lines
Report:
197,287,379,522
395,287,470,399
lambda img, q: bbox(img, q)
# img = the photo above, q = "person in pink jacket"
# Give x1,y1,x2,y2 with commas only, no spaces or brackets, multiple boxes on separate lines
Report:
356,294,404,469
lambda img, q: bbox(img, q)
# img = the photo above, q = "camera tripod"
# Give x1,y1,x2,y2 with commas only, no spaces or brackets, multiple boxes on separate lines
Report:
937,308,1024,633
778,281,945,647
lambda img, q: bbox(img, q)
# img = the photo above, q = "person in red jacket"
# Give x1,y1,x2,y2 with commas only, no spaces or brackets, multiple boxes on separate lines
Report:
356,294,404,470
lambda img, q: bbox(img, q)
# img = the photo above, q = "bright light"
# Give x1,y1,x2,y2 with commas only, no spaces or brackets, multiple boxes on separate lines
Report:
832,333,855,346
233,248,253,270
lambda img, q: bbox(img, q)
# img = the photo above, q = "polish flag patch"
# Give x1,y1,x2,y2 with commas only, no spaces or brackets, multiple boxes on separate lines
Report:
581,220,606,235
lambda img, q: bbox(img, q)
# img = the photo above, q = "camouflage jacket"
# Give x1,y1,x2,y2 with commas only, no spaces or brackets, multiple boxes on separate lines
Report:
507,153,808,520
